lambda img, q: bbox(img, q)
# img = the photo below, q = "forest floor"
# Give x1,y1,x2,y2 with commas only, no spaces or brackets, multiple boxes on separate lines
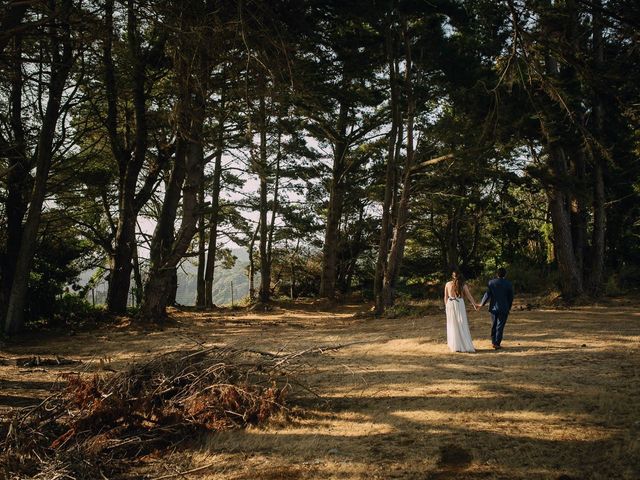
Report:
1,296,639,480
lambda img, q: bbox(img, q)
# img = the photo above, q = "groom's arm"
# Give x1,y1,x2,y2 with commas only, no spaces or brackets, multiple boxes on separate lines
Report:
480,285,491,307
507,282,514,311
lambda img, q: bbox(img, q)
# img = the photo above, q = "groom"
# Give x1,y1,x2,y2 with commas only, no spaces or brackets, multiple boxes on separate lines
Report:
479,267,514,350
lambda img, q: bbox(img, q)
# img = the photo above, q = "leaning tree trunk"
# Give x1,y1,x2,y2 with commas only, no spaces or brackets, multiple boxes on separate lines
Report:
4,0,74,334
140,97,206,318
139,0,210,319
139,140,187,320
140,127,204,319
132,245,143,305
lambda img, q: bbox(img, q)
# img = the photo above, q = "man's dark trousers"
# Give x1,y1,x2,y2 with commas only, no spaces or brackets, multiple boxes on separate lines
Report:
491,311,509,347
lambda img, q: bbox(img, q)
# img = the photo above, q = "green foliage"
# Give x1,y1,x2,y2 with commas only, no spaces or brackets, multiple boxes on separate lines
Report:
26,232,92,323
55,294,105,318
501,261,557,295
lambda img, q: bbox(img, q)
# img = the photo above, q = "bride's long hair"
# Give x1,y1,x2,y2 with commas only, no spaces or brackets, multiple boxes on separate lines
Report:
451,267,465,297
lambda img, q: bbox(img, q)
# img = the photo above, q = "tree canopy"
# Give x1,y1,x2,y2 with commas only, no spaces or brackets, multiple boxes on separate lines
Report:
1,0,638,332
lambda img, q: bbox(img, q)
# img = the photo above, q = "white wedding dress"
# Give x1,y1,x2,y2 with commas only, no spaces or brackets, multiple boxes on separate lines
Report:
446,296,475,353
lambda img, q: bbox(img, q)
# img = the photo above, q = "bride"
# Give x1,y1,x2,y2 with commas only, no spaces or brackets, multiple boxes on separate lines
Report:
444,268,477,353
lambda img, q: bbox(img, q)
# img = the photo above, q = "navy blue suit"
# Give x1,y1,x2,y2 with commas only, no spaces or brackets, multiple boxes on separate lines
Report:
480,277,514,347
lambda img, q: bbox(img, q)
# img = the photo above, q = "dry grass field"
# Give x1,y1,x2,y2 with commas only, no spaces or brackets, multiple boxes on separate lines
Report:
1,297,639,479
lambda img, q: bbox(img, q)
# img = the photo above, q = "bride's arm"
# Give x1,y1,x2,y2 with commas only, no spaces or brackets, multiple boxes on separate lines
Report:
463,284,477,309
443,284,448,306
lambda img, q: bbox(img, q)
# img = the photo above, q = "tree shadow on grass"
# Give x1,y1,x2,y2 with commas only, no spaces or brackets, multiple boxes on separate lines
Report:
199,334,639,479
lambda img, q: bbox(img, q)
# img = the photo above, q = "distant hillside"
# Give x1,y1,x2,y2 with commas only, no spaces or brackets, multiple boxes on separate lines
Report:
78,248,253,307
176,251,251,306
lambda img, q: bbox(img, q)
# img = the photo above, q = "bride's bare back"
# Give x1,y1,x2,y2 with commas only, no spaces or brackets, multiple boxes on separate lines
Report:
444,281,477,307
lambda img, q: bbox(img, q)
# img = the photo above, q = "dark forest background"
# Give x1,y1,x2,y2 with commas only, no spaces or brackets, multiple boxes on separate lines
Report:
1,0,639,333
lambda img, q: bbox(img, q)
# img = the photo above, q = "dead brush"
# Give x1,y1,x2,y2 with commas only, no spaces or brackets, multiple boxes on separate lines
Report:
0,344,317,479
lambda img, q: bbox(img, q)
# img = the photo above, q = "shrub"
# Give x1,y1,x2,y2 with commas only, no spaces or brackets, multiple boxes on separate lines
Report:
604,275,623,296
45,294,106,328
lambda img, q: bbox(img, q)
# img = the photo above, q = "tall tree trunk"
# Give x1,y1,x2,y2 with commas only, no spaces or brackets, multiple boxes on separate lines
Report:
204,101,225,308
267,128,282,271
203,156,221,308
248,220,260,300
1,33,29,321
258,92,270,303
105,0,149,314
534,16,584,299
390,115,403,228
374,23,400,315
196,181,206,306
319,98,349,299
566,0,589,282
107,189,138,313
546,142,584,298
587,0,607,295
382,16,416,308
4,0,74,334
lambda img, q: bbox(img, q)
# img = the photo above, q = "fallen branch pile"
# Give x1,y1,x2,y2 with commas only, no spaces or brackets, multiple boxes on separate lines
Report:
0,345,317,479
15,356,82,367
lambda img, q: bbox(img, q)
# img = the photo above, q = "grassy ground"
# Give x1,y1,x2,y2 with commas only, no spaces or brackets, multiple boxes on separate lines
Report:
1,297,639,479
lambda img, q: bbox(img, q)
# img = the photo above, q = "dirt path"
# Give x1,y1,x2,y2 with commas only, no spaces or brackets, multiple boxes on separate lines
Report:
1,300,639,479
